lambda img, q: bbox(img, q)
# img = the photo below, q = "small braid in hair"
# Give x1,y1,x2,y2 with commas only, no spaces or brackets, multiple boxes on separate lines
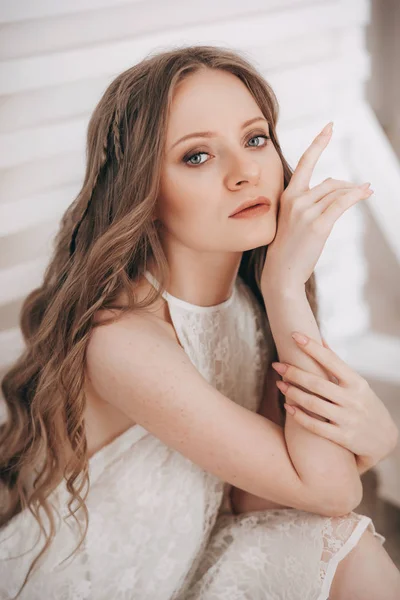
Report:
112,107,124,164
69,106,124,257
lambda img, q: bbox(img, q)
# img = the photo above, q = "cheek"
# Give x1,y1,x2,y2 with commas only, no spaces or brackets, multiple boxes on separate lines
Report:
270,153,285,191
158,166,216,223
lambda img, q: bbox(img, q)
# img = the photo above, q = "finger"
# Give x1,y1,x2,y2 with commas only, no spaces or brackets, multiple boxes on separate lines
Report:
304,178,369,205
283,403,344,444
322,337,330,349
286,122,333,195
308,185,373,219
290,181,365,213
318,186,374,229
277,381,340,422
321,339,339,382
273,362,343,405
291,332,362,387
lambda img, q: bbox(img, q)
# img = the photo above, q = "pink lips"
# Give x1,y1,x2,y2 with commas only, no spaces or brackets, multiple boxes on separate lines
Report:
229,196,272,217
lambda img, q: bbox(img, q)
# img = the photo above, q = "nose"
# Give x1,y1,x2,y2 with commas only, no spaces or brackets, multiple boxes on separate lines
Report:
225,154,261,190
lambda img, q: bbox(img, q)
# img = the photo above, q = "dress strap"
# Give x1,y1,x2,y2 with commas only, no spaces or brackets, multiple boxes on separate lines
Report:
144,270,169,301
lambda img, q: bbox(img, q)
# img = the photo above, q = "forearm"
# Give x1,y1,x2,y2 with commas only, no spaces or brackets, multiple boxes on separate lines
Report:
230,461,369,514
230,380,289,513
230,447,370,515
229,359,373,515
262,279,362,507
230,484,291,514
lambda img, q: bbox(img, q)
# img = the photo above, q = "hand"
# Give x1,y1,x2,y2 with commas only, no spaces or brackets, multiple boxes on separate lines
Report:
261,122,374,290
271,332,399,466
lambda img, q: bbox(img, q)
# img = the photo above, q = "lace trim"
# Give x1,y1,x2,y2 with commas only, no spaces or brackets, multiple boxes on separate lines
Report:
318,512,386,599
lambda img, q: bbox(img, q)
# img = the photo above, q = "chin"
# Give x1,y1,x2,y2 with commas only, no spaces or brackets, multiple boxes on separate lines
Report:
239,225,277,251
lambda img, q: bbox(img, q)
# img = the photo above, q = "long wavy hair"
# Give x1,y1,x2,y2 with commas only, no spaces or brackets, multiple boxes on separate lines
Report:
0,44,319,593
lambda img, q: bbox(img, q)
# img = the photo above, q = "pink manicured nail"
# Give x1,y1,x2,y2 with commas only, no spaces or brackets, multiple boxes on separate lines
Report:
271,362,287,374
292,332,308,345
321,122,333,135
276,380,289,393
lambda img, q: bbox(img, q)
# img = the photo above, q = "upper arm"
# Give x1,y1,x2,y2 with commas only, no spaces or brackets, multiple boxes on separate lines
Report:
86,314,349,516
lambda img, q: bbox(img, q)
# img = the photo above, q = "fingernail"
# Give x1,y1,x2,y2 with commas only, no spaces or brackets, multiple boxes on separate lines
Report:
272,362,287,374
284,403,296,415
292,332,308,345
358,182,371,189
276,380,289,392
321,122,333,135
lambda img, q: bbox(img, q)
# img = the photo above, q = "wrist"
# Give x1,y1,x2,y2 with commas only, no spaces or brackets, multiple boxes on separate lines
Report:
261,256,305,298
261,274,305,301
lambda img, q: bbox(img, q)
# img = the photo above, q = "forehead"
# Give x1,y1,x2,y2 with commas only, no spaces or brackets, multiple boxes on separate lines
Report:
165,69,262,139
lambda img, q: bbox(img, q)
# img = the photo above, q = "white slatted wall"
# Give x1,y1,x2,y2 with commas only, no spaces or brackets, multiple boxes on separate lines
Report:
0,0,374,378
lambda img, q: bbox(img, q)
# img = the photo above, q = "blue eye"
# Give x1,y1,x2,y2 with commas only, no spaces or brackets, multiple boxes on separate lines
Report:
183,134,270,167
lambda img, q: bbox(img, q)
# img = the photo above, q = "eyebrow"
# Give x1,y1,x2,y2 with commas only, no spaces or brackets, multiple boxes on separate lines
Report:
169,116,269,151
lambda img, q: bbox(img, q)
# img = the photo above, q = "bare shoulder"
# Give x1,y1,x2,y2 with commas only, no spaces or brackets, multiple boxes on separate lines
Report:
91,274,180,345
90,306,177,354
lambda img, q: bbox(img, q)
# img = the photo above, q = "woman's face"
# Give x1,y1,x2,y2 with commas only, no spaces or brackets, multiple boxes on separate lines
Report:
156,68,284,253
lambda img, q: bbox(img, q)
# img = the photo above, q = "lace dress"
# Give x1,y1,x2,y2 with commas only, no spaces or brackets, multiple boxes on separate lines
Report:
0,271,385,600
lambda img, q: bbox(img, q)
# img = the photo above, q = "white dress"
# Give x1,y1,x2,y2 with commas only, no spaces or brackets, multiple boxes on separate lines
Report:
0,271,386,600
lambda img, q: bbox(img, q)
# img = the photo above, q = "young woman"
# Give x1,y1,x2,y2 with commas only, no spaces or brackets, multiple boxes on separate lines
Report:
1,45,399,600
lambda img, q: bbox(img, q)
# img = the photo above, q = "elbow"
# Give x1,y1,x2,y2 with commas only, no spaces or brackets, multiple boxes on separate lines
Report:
344,479,364,515
316,478,363,518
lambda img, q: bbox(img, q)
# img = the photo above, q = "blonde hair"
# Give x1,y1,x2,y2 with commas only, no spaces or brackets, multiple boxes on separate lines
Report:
0,44,319,594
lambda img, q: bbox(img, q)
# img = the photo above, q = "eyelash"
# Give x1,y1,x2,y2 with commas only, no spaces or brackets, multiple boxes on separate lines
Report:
182,133,271,167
